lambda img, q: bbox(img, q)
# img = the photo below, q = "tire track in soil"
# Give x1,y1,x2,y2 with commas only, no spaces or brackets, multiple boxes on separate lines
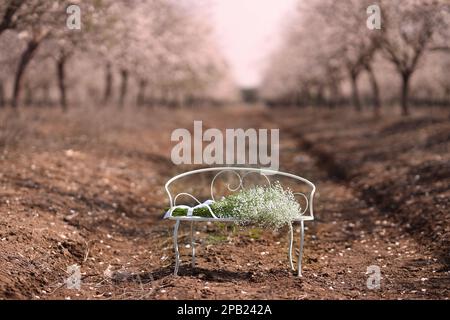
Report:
263,110,449,299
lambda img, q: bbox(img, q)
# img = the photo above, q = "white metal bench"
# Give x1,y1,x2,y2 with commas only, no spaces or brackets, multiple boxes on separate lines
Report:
164,167,316,276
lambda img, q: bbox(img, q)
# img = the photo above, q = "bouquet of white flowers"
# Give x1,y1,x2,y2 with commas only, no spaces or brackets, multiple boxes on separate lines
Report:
169,183,302,230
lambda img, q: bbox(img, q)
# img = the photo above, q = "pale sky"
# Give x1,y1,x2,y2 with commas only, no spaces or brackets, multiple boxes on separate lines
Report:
210,0,297,88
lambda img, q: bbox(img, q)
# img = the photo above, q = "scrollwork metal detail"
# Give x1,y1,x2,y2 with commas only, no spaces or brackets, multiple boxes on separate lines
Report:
210,169,272,201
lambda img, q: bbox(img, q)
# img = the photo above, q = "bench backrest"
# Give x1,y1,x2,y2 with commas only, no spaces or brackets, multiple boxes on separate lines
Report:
165,167,316,220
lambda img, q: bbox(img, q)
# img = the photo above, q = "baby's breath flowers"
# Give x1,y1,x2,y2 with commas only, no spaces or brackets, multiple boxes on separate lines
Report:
215,183,301,229
170,183,302,230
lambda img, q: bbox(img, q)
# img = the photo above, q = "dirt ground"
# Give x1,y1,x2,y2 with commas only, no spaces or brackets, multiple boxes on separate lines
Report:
0,104,449,299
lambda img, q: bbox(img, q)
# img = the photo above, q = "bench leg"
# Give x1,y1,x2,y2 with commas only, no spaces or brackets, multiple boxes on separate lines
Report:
297,220,305,277
288,223,294,271
190,221,195,268
173,220,180,276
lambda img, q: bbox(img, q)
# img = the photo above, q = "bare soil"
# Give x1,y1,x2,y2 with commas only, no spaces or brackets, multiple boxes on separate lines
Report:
0,105,449,299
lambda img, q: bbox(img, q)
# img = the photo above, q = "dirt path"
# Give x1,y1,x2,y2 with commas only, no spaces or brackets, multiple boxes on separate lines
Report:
0,106,448,299
279,117,447,299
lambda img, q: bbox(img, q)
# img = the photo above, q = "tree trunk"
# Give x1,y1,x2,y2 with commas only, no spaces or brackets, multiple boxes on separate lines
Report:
103,62,113,105
365,64,381,117
329,84,340,109
57,56,67,111
401,72,411,116
0,0,26,36
0,80,5,107
41,83,51,106
118,69,128,108
12,39,40,108
350,72,361,112
24,82,33,106
315,86,324,107
137,79,147,106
